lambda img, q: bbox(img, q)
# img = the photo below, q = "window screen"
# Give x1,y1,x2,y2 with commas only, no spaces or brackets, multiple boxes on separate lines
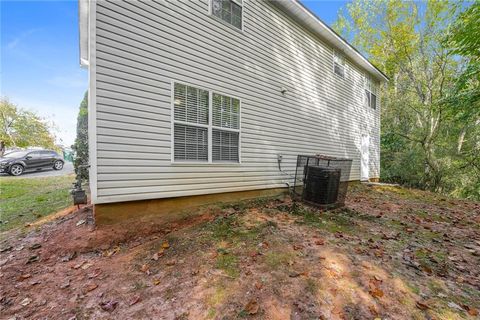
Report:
212,129,239,162
212,93,240,129
174,124,208,161
333,52,345,78
174,83,208,124
173,83,209,161
212,0,242,30
364,76,377,110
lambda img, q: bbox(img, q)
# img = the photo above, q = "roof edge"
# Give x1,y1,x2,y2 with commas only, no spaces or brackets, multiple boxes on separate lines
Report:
271,0,389,82
79,0,89,67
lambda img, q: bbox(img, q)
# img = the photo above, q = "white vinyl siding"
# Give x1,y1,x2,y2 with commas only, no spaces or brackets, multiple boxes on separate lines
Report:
91,0,381,204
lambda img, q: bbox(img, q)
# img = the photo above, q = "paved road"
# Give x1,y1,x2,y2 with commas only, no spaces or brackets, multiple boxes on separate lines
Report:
0,162,74,178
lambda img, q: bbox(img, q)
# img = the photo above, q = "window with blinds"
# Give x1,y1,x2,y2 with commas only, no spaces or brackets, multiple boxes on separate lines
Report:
211,0,243,30
173,83,209,161
172,83,241,163
212,130,239,162
212,93,240,162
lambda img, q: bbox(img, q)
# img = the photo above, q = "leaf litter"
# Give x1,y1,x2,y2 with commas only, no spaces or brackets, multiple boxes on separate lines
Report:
0,184,479,319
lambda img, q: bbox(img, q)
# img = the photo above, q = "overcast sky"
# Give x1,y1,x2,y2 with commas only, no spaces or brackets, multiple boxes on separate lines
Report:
0,0,347,147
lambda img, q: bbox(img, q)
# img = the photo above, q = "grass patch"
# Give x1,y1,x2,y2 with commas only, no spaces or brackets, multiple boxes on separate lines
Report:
290,204,356,234
215,254,239,278
206,214,276,245
0,174,74,232
264,251,294,269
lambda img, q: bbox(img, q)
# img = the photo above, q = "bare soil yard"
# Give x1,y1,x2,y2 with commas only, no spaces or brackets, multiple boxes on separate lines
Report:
1,184,479,319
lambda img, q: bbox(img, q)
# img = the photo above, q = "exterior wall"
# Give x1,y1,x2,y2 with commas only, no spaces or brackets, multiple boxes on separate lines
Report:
90,0,381,204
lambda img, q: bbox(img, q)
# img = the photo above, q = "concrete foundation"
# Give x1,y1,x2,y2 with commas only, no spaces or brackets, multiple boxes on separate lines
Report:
94,188,288,225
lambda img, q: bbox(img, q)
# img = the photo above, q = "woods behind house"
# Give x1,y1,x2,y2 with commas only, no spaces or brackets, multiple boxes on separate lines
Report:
334,0,479,200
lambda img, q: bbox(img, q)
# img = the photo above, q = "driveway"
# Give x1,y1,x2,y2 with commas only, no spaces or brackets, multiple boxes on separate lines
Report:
0,161,74,178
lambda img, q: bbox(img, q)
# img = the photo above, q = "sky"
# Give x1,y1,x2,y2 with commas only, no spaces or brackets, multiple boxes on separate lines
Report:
0,0,347,147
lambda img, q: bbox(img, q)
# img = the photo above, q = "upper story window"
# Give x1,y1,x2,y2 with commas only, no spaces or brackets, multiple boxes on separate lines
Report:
333,51,345,78
212,0,243,30
173,83,241,163
364,76,377,110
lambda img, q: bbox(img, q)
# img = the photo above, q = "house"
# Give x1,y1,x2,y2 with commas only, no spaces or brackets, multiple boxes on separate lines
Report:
78,0,388,222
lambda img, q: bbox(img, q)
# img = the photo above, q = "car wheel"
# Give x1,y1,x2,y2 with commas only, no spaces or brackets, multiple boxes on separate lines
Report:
10,164,24,176
53,160,64,170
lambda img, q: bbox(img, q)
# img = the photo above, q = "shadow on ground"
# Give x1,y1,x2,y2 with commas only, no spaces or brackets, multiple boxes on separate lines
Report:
0,184,479,319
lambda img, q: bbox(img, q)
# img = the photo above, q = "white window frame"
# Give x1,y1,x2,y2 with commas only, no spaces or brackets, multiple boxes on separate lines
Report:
364,75,377,110
333,50,346,79
209,0,245,32
170,81,242,165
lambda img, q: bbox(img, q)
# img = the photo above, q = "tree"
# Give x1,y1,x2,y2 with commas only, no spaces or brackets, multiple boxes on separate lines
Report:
72,92,89,181
442,2,480,199
334,1,479,199
0,98,56,153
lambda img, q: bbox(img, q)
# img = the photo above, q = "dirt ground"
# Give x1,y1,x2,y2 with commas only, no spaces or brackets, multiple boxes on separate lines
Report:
1,184,479,320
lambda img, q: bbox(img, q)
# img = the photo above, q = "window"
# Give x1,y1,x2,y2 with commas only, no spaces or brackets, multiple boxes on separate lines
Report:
212,93,240,162
333,51,345,78
172,83,241,163
173,83,209,161
211,0,243,30
364,76,377,109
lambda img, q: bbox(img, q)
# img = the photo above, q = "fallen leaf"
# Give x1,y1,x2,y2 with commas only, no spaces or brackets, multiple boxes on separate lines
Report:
467,308,479,316
416,301,430,310
152,253,159,261
129,295,141,306
81,262,93,270
244,299,259,315
61,252,77,262
448,302,463,310
368,304,379,316
255,281,263,290
165,260,176,266
153,279,161,285
140,264,150,275
162,242,170,249
18,274,31,281
105,246,120,257
293,244,303,250
99,300,118,312
85,283,98,292
26,255,39,264
20,298,32,306
76,219,86,226
369,287,384,298
373,275,382,282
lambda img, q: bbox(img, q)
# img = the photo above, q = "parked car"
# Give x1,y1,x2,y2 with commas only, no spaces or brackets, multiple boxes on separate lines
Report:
0,150,64,176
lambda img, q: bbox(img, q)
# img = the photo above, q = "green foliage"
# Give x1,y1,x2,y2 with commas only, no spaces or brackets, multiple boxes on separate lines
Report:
334,0,479,200
72,92,89,181
0,97,56,150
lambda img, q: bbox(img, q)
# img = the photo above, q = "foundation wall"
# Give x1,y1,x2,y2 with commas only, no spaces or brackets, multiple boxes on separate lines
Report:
94,187,287,225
